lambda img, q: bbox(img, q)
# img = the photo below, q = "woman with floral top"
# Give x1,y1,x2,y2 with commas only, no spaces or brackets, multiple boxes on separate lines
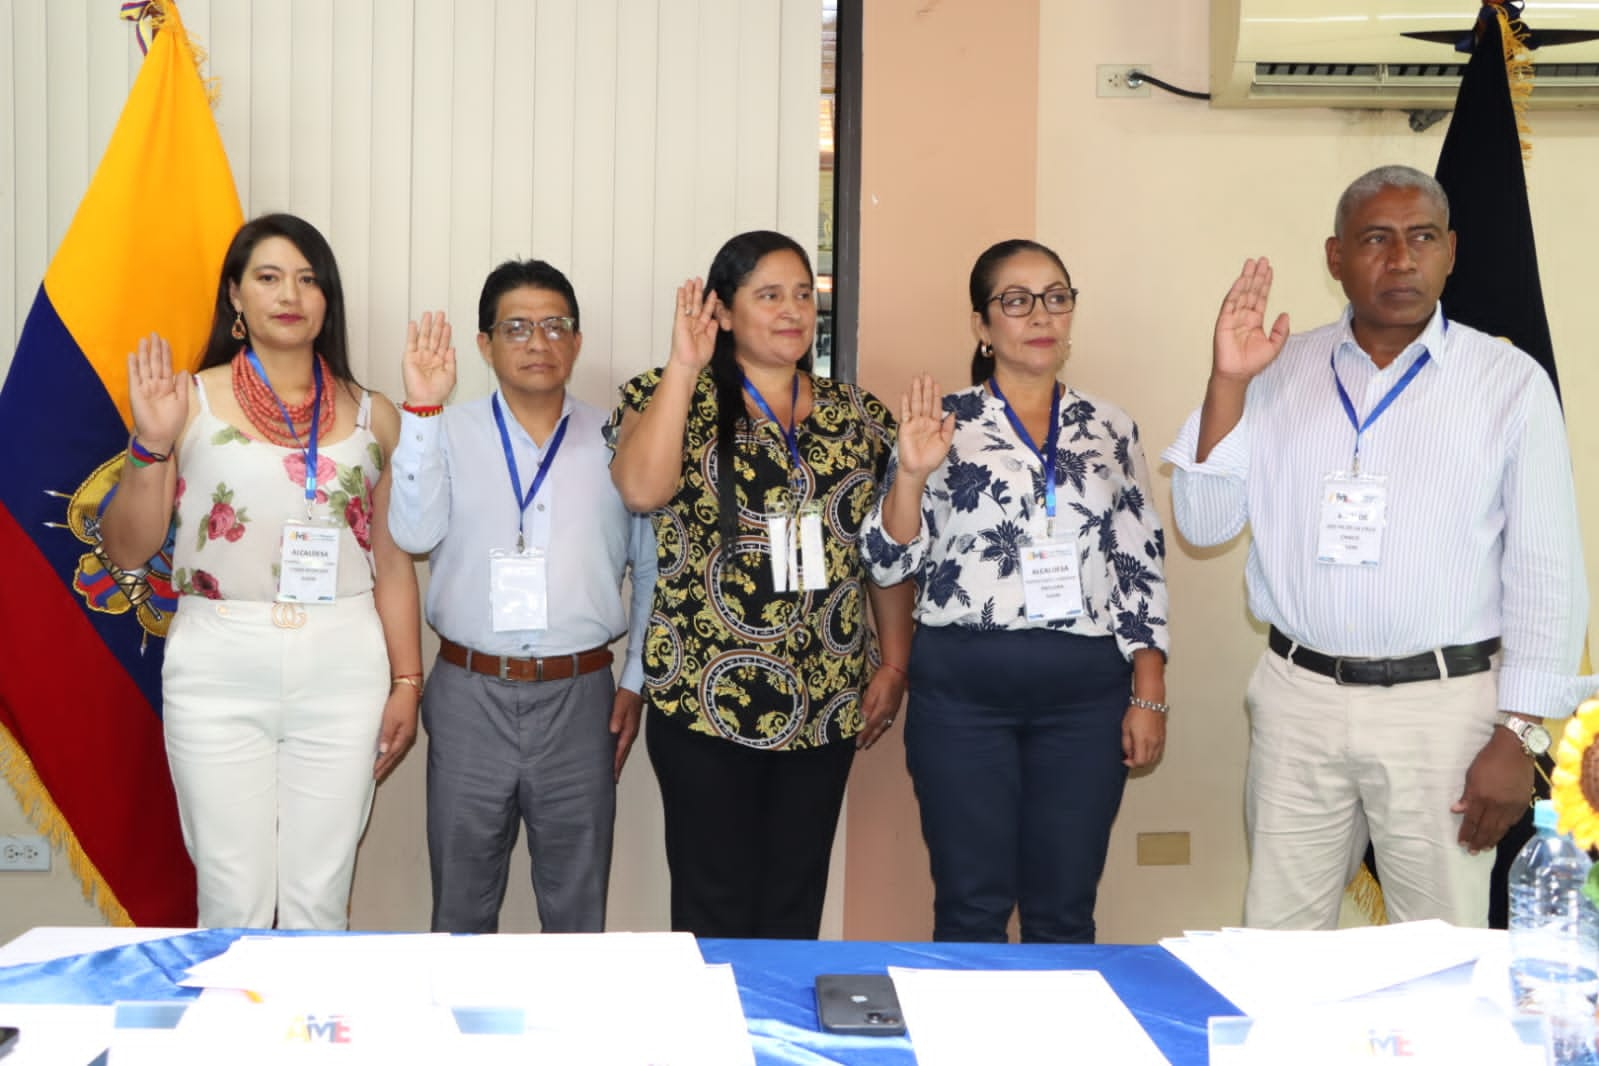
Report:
101,213,422,929
609,230,914,938
861,238,1169,944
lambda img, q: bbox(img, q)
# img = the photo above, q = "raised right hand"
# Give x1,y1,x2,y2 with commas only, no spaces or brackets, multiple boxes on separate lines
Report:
896,373,954,479
127,333,188,452
668,278,720,372
401,310,456,406
1213,257,1290,382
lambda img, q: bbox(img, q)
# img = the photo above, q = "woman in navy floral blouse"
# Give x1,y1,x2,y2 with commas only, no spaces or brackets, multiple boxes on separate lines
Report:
860,239,1169,943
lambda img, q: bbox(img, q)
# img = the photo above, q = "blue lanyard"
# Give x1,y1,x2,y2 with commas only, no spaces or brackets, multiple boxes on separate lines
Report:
491,394,569,551
1330,349,1431,476
741,373,802,471
244,348,323,508
988,378,1062,520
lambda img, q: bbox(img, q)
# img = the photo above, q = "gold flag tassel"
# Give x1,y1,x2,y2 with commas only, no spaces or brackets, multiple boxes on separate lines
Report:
1345,861,1389,927
1496,2,1535,160
120,0,221,107
0,721,133,926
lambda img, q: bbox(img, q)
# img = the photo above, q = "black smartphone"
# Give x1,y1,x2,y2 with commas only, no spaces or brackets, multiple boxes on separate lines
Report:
814,973,907,1036
0,1025,17,1060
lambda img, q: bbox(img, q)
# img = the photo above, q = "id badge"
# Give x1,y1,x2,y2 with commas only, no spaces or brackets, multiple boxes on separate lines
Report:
798,503,828,591
1316,472,1388,567
1019,534,1084,622
490,549,549,631
767,513,793,593
277,520,340,603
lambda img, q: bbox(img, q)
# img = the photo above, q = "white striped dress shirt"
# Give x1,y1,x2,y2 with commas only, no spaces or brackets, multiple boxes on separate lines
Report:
1163,305,1592,717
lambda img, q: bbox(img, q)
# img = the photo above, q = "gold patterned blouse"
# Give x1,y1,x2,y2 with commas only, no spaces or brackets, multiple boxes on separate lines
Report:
610,369,896,750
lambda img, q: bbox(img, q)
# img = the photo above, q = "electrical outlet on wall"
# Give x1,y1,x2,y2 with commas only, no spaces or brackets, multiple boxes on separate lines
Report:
0,834,51,871
1097,64,1152,99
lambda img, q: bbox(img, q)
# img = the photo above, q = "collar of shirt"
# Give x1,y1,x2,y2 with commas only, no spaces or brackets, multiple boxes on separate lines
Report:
1332,302,1449,380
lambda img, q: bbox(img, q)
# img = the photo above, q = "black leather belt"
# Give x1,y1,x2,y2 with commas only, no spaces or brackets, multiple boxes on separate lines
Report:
1268,627,1499,687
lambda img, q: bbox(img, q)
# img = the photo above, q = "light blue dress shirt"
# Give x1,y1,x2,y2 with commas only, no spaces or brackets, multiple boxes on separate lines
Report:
1164,305,1592,718
388,390,655,693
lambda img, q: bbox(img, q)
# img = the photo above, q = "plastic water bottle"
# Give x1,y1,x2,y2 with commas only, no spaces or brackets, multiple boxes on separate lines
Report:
1509,799,1599,1065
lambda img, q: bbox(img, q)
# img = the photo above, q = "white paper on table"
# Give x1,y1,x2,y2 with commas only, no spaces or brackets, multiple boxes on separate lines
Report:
178,934,442,1005
427,931,705,1009
1160,921,1498,1016
1210,999,1546,1066
887,967,1169,1066
0,1004,114,1066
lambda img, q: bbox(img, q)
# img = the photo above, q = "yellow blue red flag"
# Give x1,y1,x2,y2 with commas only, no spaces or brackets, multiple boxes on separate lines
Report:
0,0,242,925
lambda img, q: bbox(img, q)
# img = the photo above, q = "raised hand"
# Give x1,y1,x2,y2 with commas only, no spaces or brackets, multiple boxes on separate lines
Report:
127,333,188,452
1213,258,1290,383
669,278,720,372
895,373,955,479
401,311,456,407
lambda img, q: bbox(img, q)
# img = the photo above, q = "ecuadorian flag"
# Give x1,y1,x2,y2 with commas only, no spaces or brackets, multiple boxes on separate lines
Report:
0,0,241,925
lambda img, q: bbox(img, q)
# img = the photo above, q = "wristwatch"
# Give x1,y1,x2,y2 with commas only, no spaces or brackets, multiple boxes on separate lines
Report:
1495,713,1552,757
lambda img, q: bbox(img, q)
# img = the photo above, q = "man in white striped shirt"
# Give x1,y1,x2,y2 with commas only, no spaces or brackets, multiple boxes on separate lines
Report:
1163,164,1591,930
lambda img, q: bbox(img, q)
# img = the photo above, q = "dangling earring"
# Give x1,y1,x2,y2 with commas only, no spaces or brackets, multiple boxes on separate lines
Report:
981,343,994,357
230,310,247,341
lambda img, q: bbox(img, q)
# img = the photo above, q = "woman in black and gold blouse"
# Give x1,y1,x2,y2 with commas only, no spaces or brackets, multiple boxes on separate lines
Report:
609,230,913,938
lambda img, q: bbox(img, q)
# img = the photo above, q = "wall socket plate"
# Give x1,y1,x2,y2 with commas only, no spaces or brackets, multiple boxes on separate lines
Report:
1097,64,1152,99
0,834,51,871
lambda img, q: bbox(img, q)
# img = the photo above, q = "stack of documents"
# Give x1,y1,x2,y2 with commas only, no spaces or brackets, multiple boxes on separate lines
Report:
109,932,753,1064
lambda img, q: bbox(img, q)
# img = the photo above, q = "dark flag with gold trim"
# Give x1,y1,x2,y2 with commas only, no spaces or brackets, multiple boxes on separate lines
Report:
1435,0,1560,929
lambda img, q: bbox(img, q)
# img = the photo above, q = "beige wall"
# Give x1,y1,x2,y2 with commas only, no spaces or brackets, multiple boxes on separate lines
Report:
839,0,1599,944
843,0,1040,941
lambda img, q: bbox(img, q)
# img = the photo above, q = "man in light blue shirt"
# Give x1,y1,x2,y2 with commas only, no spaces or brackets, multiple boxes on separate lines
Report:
1164,165,1591,930
388,259,655,933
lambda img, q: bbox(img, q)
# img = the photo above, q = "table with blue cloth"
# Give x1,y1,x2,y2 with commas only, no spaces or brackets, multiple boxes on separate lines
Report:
0,929,1238,1064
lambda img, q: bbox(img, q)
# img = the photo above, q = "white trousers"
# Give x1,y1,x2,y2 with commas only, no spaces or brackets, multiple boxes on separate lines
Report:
1243,648,1500,930
162,593,388,929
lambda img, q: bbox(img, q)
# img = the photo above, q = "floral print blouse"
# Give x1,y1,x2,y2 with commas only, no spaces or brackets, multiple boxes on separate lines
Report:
611,369,896,751
860,382,1169,661
169,381,382,602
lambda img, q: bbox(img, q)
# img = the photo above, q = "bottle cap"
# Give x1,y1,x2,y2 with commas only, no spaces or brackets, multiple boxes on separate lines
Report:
1533,798,1558,832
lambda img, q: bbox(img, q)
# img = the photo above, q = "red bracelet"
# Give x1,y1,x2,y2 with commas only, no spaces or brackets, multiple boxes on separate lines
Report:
127,435,172,468
401,402,444,417
878,661,908,678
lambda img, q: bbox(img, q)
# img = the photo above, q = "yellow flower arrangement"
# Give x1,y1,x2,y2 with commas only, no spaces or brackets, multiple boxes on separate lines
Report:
1551,697,1599,905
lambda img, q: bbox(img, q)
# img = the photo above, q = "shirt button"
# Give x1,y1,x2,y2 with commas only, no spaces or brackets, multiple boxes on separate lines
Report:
537,504,546,512
407,474,415,481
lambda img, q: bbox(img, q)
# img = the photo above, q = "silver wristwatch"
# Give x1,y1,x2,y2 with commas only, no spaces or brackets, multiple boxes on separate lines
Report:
1495,713,1552,757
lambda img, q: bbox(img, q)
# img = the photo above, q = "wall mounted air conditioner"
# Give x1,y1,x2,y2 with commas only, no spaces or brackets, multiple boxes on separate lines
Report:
1211,0,1599,109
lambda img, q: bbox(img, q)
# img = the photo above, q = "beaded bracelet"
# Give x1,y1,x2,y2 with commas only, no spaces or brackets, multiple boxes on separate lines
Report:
1129,696,1170,714
126,436,171,468
401,402,444,418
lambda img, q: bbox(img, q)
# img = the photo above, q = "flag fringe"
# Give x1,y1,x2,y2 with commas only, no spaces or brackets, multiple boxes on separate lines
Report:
126,0,221,108
0,721,134,927
1346,862,1388,926
1499,5,1535,160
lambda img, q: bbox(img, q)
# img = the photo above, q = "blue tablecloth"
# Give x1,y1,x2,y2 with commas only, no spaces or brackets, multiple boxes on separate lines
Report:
0,930,1236,1064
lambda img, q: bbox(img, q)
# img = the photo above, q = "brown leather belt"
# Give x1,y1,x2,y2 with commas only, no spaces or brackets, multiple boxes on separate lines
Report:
1268,626,1499,687
438,637,612,683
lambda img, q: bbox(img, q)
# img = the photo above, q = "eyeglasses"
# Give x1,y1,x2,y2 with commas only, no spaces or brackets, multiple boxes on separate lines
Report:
988,287,1079,318
486,316,577,343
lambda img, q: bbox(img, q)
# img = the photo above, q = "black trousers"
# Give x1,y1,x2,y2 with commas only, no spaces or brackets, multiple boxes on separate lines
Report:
646,707,856,939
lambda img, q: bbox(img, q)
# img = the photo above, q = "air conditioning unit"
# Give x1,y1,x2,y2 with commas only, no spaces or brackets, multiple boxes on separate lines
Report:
1211,0,1599,109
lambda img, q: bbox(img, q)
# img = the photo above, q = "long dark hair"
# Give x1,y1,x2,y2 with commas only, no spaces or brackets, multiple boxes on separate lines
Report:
705,230,814,547
198,213,353,381
968,238,1073,386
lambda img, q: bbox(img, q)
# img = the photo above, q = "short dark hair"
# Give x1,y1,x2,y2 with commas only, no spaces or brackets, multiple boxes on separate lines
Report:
477,259,581,334
704,230,814,547
968,239,1073,385
198,213,353,380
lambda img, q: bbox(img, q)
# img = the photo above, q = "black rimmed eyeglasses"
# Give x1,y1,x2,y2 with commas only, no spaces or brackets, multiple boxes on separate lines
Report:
987,287,1079,317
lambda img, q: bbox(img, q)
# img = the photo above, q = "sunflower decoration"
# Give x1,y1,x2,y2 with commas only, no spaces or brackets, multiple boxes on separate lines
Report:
1550,697,1599,906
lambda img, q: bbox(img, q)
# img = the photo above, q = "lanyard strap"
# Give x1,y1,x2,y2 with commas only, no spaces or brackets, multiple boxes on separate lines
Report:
988,378,1062,519
1331,350,1431,475
244,348,323,505
492,394,570,549
741,373,802,470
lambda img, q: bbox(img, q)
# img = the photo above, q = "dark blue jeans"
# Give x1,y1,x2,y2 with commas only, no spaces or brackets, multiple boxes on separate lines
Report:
905,625,1131,943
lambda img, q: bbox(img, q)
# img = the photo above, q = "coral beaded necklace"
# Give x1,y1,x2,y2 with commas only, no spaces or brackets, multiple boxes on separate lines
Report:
230,350,336,447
